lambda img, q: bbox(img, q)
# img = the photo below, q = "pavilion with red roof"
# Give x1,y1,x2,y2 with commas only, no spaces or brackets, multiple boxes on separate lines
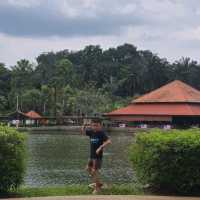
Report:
25,110,45,126
25,110,42,119
106,80,200,127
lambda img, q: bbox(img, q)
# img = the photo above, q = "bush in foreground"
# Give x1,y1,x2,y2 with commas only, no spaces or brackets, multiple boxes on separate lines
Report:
0,125,27,193
129,129,200,195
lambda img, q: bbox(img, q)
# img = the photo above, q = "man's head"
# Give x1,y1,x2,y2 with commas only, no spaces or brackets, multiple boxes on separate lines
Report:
91,119,102,132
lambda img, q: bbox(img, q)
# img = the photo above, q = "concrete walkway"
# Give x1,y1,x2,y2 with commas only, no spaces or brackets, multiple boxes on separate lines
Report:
2,195,200,200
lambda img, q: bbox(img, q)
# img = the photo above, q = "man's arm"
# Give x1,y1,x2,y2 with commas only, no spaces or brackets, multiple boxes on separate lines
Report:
81,124,91,135
96,138,111,155
81,124,87,135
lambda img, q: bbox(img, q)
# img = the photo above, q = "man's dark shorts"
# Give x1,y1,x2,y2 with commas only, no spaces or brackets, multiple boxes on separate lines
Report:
87,159,102,170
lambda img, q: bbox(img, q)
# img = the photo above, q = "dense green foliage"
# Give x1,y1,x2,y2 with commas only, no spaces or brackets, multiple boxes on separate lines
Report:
129,129,200,195
0,126,26,193
1,43,200,115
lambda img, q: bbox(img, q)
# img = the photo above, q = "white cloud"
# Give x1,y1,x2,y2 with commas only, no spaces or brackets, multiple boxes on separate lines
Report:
1,0,200,65
61,1,80,18
59,0,99,19
173,26,200,41
1,22,200,67
113,3,137,15
7,0,41,8
0,33,124,66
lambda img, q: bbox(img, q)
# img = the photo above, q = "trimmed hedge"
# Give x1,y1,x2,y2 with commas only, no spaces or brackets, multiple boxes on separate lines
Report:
129,129,200,195
0,125,27,193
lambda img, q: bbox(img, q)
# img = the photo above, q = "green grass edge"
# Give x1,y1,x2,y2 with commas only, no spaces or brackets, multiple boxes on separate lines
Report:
0,184,144,198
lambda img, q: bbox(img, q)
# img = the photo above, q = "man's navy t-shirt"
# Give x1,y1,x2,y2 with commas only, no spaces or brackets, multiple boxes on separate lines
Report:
86,128,109,159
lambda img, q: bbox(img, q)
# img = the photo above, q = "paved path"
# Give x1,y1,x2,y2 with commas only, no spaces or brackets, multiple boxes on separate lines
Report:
2,195,200,200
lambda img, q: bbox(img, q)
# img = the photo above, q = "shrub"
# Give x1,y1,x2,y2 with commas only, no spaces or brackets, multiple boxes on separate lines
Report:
129,129,200,195
0,125,27,193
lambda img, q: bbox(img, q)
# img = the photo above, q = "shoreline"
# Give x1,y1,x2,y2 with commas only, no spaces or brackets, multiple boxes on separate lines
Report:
17,126,147,135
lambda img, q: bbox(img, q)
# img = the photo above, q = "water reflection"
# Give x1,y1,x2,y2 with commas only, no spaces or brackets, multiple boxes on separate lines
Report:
24,133,135,187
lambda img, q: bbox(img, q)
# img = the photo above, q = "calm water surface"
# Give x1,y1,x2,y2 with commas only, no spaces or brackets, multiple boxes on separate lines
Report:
24,132,135,187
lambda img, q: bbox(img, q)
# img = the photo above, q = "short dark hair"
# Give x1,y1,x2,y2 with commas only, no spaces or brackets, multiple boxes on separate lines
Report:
91,118,102,124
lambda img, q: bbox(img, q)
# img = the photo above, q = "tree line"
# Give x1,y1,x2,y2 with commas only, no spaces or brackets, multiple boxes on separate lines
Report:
0,43,200,116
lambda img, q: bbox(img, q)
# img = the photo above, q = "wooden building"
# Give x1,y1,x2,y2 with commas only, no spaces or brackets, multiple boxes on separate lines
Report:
6,110,43,127
106,80,200,127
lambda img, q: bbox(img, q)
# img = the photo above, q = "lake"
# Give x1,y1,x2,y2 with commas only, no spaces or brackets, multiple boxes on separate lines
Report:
24,132,135,187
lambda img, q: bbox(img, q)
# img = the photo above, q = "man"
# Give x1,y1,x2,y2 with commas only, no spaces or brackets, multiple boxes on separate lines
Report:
81,119,111,194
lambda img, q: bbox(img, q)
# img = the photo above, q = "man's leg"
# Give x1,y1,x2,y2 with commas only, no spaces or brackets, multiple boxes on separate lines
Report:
86,159,103,192
92,169,101,192
86,159,97,189
86,159,93,175
91,159,102,193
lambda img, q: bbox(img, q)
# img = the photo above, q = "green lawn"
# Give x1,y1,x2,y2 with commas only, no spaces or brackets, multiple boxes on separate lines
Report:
0,184,143,198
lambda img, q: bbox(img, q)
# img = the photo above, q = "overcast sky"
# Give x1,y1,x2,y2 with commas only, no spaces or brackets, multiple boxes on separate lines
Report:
0,0,200,66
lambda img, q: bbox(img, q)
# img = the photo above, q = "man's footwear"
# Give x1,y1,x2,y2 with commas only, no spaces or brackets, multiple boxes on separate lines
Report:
88,183,96,189
88,183,103,189
92,188,101,194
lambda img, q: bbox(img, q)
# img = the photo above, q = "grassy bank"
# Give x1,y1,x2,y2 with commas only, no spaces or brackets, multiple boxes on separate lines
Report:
0,184,143,198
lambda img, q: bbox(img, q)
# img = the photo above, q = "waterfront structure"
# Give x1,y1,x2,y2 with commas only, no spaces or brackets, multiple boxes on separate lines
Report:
5,110,43,126
26,110,42,119
25,110,43,126
106,80,200,127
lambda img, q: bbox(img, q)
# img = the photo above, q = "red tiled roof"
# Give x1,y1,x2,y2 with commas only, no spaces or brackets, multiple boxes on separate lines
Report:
133,80,200,103
108,115,172,122
25,111,42,119
106,103,200,116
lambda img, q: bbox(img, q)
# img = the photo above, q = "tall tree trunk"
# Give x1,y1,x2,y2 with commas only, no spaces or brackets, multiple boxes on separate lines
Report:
54,86,57,117
43,102,46,115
